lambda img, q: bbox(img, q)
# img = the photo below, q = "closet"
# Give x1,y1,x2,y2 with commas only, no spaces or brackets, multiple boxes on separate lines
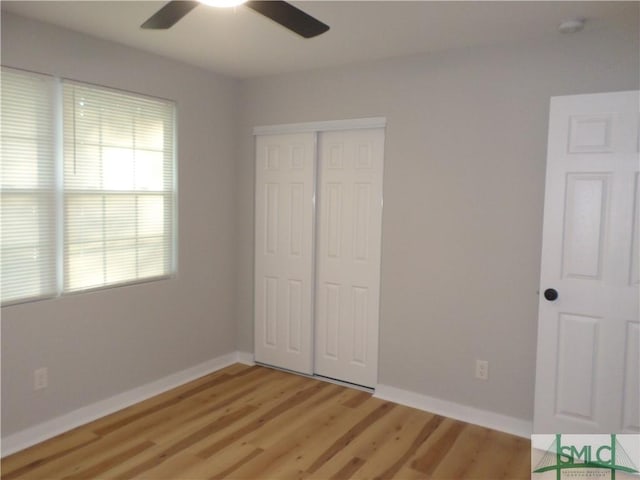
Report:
254,119,385,388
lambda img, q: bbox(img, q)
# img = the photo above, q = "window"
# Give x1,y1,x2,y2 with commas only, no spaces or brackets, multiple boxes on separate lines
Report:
0,68,176,304
63,82,175,292
1,69,56,303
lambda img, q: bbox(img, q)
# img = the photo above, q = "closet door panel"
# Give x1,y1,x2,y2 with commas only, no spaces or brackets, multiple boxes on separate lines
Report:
254,133,316,374
315,128,384,387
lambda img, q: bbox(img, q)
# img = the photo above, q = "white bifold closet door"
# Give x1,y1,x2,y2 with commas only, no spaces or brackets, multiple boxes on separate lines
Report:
254,127,384,388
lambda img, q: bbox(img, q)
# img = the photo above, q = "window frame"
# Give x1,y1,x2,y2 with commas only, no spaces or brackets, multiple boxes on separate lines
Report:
0,67,177,307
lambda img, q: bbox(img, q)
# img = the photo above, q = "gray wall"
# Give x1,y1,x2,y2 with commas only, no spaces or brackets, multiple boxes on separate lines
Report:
1,13,239,436
235,21,639,421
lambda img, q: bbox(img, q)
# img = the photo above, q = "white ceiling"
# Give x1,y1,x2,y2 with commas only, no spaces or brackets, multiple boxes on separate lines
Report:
2,1,637,79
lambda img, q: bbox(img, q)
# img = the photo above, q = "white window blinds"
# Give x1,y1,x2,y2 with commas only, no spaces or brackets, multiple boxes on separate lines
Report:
63,82,175,292
0,67,176,304
1,68,57,304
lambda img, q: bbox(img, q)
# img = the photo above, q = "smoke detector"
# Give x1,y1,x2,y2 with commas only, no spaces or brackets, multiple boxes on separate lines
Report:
559,18,586,34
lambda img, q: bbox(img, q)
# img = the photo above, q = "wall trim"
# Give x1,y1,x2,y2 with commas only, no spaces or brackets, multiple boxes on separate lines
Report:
374,383,532,439
236,351,255,366
1,351,243,457
253,117,386,136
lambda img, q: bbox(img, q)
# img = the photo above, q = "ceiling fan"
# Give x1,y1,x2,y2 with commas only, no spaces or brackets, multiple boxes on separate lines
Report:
141,0,330,38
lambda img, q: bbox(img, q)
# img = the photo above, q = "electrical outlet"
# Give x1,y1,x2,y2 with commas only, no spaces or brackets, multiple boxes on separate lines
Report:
34,367,48,390
475,360,489,380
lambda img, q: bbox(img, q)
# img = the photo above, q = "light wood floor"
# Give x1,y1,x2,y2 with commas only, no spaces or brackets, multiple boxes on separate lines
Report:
1,364,531,479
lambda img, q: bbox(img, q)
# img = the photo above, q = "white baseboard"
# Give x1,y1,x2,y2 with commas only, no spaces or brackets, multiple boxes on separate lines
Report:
236,351,255,366
374,384,532,439
1,351,243,457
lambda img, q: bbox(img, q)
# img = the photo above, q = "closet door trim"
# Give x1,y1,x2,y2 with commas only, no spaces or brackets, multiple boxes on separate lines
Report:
253,117,386,136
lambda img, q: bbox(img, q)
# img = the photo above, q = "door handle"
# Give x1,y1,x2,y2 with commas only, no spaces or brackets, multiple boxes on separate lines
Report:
543,288,558,301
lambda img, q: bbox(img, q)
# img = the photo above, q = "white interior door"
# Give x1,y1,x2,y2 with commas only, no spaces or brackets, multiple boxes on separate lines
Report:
314,128,384,388
534,91,639,433
254,132,316,374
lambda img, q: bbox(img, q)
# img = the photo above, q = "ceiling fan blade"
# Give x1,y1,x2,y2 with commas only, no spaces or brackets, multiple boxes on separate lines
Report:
245,1,329,38
141,1,200,29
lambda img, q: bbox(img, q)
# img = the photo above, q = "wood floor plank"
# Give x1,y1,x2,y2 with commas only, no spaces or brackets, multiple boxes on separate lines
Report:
5,433,154,480
61,440,155,480
305,401,395,474
509,439,533,479
393,463,433,480
147,371,309,449
302,402,416,480
428,423,490,479
0,429,99,480
463,429,530,479
330,457,366,480
245,384,358,449
217,384,351,472
163,441,260,480
196,380,333,459
132,453,205,480
372,412,444,479
90,369,279,464
203,395,390,479
96,366,272,440
1,364,531,480
241,397,385,477
88,368,242,435
207,446,264,480
411,417,467,475
342,391,372,409
147,395,258,447
109,404,258,479
139,374,313,469
345,409,438,480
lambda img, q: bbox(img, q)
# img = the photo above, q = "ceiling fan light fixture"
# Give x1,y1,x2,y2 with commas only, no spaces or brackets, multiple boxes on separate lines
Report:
199,0,247,8
142,0,329,38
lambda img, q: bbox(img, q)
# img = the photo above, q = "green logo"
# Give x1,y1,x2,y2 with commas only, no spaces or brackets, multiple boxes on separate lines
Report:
533,434,639,479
